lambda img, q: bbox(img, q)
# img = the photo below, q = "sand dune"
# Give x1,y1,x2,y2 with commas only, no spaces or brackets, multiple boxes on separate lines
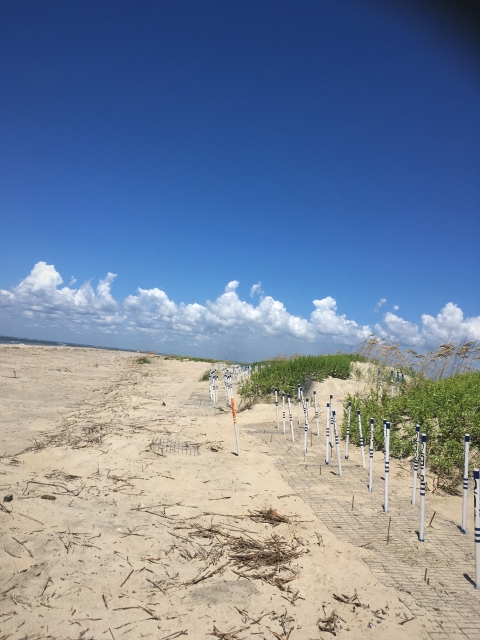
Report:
0,346,466,638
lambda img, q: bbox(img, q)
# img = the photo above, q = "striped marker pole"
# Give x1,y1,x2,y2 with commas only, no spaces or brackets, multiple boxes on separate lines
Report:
357,410,366,468
274,388,279,429
314,391,319,437
329,395,334,447
231,398,240,456
303,398,309,455
282,393,286,436
384,422,390,511
474,468,479,589
345,401,351,459
332,410,342,476
287,395,295,442
297,385,301,425
412,425,420,506
462,434,470,534
369,418,374,492
325,402,330,465
390,370,394,397
419,433,427,542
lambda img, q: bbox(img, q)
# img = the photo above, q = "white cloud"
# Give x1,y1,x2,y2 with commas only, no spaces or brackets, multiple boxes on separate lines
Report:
224,280,239,293
382,303,480,348
393,305,399,311
2,262,480,356
311,297,370,343
374,297,387,312
250,282,264,298
383,312,423,347
0,262,124,331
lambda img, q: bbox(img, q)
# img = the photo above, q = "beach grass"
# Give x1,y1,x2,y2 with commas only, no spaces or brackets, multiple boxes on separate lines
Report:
342,336,480,492
239,353,365,407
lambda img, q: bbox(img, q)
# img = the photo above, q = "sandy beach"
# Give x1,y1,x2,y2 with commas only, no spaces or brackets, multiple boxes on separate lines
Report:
0,345,475,639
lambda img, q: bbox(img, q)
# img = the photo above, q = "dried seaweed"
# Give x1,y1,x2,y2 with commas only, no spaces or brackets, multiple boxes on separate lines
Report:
248,508,291,526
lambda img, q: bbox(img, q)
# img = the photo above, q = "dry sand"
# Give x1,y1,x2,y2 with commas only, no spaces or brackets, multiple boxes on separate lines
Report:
0,345,466,639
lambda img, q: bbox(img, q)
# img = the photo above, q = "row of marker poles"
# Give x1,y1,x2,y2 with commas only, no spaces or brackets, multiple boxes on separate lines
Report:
280,385,480,588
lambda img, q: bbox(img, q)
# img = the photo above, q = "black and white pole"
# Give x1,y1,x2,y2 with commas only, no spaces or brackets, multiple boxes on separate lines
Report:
412,425,420,506
325,402,330,465
474,468,479,589
297,385,301,425
462,434,470,534
274,387,279,429
357,410,365,468
314,391,319,437
384,422,390,511
345,401,351,459
282,392,286,436
329,395,334,447
419,433,427,542
287,395,295,443
303,398,309,456
332,410,342,476
369,418,374,492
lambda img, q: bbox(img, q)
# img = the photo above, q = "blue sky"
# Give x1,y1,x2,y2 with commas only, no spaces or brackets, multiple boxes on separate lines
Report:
1,1,479,359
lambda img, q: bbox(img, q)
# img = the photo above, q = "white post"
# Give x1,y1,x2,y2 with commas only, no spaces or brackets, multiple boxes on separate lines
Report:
329,395,334,447
231,399,240,456
412,425,420,506
282,393,286,436
274,387,279,429
287,395,295,442
325,402,330,465
345,401,351,459
369,418,374,492
462,434,470,534
419,433,427,542
297,385,301,425
357,410,365,468
314,391,319,437
303,398,309,455
474,468,479,589
384,422,390,512
333,410,342,476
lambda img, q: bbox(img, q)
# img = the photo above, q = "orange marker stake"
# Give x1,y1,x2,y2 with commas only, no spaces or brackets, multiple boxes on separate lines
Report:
231,398,240,456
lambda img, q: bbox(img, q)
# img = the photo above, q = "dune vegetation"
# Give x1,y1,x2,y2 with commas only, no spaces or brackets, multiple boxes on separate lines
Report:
342,337,480,492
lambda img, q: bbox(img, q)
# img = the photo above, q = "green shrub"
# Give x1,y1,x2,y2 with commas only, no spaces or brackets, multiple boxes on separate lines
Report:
342,371,480,492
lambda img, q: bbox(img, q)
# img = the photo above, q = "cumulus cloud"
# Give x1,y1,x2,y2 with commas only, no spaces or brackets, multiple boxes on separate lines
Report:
374,297,387,312
393,305,399,311
382,303,480,348
2,262,480,354
0,262,124,332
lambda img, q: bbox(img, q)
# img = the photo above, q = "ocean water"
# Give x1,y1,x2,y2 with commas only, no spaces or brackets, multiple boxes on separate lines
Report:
0,335,134,352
